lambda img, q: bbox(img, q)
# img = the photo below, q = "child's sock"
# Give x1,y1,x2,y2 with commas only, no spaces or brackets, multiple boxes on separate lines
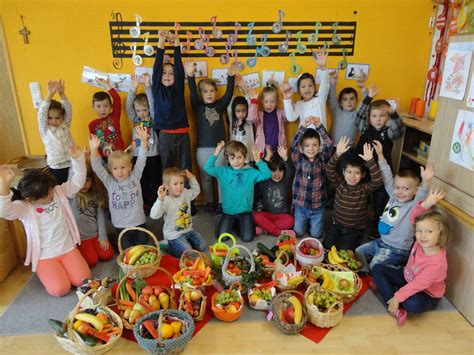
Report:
395,308,407,326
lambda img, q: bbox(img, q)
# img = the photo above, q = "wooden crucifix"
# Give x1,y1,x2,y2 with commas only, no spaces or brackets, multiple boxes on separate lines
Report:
19,15,30,44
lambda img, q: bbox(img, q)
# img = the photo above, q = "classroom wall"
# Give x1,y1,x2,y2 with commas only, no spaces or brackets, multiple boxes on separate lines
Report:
0,0,434,164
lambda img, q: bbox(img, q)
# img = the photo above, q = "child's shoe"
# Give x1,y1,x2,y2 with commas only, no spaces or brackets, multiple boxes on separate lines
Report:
395,308,407,326
255,226,264,235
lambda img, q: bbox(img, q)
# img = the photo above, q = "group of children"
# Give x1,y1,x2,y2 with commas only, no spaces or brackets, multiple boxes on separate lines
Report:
0,30,450,327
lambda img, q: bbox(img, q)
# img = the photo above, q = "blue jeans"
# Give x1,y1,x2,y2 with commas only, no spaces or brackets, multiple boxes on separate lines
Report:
355,239,410,272
371,264,440,314
168,230,207,258
293,206,324,239
217,212,254,242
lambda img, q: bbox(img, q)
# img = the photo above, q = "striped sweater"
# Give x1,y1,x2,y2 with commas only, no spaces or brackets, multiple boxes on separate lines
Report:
326,154,383,229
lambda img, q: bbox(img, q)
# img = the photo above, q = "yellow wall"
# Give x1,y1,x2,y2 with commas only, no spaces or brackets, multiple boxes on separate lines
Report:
0,0,434,162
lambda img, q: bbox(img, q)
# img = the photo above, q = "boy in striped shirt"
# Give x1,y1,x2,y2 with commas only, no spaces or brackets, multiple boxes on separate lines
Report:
323,136,383,250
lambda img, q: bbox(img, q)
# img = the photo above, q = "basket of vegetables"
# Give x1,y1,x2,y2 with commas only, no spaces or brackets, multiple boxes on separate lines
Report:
222,244,255,286
304,283,343,328
76,277,114,308
116,227,161,279
50,289,123,354
173,255,212,290
209,232,238,270
178,250,211,270
211,282,244,322
133,309,195,355
178,288,207,322
276,230,297,253
253,242,279,277
271,290,307,335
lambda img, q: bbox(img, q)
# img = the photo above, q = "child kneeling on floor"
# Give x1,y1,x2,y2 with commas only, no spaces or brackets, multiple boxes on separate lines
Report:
371,188,448,326
150,168,206,258
0,147,91,297
205,141,271,242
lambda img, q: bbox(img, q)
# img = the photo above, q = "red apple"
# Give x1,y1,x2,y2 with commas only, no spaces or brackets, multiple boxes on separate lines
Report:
153,286,164,297
285,305,295,323
142,286,153,296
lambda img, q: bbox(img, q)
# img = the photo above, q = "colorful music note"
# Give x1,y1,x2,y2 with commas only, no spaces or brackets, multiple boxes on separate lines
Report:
259,34,270,57
130,42,143,66
231,49,245,71
174,22,181,36
289,52,301,74
278,30,291,53
272,9,285,33
181,30,192,54
246,22,256,46
112,12,125,69
338,48,348,70
142,32,154,56
194,27,206,50
220,42,231,64
323,41,331,50
296,31,307,54
308,22,322,43
211,16,222,39
129,14,142,38
332,22,342,44
227,22,241,45
246,47,260,68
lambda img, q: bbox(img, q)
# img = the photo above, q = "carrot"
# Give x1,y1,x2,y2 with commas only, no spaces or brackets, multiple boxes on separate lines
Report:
106,328,122,336
203,267,211,279
191,257,201,270
182,269,205,277
143,320,159,339
118,299,135,307
125,281,136,302
277,240,294,247
86,328,110,343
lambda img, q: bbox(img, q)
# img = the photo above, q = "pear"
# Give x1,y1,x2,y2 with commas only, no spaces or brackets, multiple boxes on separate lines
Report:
159,292,170,309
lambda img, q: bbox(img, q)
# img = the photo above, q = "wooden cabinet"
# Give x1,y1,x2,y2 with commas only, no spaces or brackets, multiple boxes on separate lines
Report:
0,219,19,282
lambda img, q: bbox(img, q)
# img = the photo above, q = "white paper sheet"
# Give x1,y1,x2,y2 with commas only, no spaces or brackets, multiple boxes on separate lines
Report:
449,109,474,171
439,47,472,100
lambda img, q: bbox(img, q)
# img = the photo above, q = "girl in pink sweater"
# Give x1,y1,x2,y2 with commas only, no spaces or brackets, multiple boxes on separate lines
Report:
0,148,91,297
371,188,449,326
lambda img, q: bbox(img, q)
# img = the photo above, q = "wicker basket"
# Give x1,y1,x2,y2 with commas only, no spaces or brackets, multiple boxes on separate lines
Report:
271,290,307,335
209,232,238,270
304,283,343,328
295,238,324,268
277,230,297,253
115,267,177,330
252,248,275,277
178,288,207,322
54,289,123,354
178,250,211,270
133,309,195,355
272,251,302,292
221,244,255,286
116,227,161,279
305,264,362,304
248,282,276,311
211,282,244,322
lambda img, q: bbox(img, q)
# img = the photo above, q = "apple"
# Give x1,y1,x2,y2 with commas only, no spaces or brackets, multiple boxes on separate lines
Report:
285,305,295,323
153,286,164,297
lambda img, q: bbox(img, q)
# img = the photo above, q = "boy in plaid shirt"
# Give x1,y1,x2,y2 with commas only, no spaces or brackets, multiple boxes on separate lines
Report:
290,117,333,239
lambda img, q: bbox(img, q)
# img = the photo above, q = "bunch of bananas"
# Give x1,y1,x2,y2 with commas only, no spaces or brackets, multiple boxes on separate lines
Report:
327,246,363,271
124,245,157,265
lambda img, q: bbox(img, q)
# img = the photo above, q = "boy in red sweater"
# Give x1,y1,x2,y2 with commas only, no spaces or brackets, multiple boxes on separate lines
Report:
88,78,125,157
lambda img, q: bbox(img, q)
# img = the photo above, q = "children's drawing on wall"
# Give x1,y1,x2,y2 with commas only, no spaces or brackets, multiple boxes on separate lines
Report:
440,47,472,100
467,77,474,108
345,63,370,80
211,68,228,85
262,70,285,87
316,68,337,84
134,67,153,83
82,66,132,92
193,61,208,78
242,72,261,89
449,109,474,171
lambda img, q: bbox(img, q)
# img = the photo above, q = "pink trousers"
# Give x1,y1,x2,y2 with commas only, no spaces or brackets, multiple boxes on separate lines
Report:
253,211,294,236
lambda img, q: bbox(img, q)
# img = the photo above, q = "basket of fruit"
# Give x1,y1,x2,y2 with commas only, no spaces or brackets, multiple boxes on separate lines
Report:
115,268,176,330
222,244,255,286
76,277,114,308
276,230,297,253
209,232,238,270
295,237,324,268
272,252,303,292
178,288,207,321
271,290,307,335
179,250,211,270
304,264,362,304
327,246,363,272
304,283,343,328
50,289,123,354
211,282,244,322
133,309,195,355
117,227,161,279
173,255,212,290
248,281,277,311
253,242,281,277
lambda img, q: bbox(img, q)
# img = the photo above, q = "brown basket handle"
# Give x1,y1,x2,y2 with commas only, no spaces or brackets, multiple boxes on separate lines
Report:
271,289,305,308
179,250,210,268
115,269,139,305
117,226,159,254
66,288,98,350
178,287,205,303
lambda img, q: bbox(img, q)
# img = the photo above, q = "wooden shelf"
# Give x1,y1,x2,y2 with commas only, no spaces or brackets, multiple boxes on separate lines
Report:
400,114,434,134
401,150,428,166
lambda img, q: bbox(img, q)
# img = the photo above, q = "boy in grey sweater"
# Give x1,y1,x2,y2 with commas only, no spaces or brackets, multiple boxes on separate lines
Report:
90,126,150,250
150,168,206,258
356,141,435,271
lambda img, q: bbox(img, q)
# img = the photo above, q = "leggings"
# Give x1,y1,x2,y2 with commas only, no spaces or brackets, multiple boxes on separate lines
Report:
36,248,91,297
253,211,294,236
196,147,225,204
77,236,115,268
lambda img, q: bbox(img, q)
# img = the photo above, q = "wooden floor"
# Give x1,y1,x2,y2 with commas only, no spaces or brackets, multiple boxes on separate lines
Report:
0,265,473,354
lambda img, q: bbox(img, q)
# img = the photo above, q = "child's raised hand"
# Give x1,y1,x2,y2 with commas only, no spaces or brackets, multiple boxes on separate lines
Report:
303,117,313,128
311,116,322,128
235,74,247,92
280,80,293,100
95,77,111,90
277,145,289,161
131,74,140,92
157,184,168,200
214,141,225,156
423,187,446,209
329,70,338,85
248,88,259,100
228,61,242,76
252,145,262,162
0,166,15,184
368,84,379,98
135,126,149,143
99,240,110,251
89,134,101,152
47,80,57,96
356,73,367,89
56,80,65,95
336,136,350,158
387,297,400,316
358,143,374,161
69,145,83,159
143,73,151,87
158,30,167,47
264,145,273,162
372,140,384,160
168,32,179,46
420,163,436,184
183,169,194,180
183,61,195,77
313,48,328,69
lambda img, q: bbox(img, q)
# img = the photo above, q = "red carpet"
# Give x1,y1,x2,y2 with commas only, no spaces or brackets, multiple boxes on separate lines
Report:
113,256,369,345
